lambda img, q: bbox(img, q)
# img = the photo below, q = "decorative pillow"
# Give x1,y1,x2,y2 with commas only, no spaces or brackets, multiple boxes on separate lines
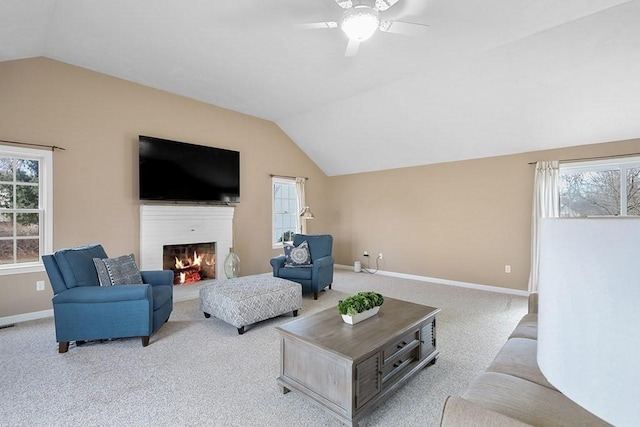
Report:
284,240,312,268
93,254,144,286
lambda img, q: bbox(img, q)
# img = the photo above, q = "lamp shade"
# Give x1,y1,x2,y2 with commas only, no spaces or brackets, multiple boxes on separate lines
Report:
341,6,379,41
537,218,640,426
299,206,315,220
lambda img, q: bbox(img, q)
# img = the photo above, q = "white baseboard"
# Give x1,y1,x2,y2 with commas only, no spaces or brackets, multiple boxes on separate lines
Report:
0,284,204,327
0,309,53,327
2,269,527,326
335,264,529,297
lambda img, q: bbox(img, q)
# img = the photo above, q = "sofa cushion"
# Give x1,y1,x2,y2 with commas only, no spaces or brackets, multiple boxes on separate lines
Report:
487,338,556,390
509,313,538,340
54,244,108,289
441,395,532,426
93,254,143,286
284,240,312,267
462,372,611,426
276,265,312,281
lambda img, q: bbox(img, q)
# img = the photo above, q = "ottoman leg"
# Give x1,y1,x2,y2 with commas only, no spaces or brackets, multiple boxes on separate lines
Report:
293,310,299,317
203,312,211,318
237,326,245,335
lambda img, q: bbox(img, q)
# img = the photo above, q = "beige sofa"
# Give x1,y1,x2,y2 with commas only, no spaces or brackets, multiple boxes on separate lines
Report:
440,293,611,426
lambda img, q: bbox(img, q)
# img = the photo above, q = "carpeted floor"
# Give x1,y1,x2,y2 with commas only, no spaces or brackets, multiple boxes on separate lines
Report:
0,270,527,426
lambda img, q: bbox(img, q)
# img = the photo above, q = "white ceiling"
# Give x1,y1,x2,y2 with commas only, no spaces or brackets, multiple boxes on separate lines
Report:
2,0,640,175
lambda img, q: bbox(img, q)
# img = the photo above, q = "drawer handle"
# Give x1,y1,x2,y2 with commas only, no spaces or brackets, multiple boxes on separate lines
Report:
393,359,410,369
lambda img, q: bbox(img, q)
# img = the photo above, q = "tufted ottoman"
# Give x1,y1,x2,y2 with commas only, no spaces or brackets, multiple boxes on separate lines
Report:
199,275,302,334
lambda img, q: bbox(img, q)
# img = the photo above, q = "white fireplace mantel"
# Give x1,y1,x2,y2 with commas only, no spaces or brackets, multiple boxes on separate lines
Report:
140,204,234,281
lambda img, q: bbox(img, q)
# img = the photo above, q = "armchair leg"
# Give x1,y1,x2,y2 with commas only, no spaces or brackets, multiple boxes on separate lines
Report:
313,292,318,300
58,342,69,353
141,336,150,347
329,283,332,289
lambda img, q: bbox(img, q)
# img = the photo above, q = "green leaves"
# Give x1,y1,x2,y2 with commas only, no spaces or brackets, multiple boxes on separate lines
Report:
337,291,384,316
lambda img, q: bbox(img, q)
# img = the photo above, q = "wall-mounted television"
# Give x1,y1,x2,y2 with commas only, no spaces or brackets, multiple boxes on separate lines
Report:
138,135,240,203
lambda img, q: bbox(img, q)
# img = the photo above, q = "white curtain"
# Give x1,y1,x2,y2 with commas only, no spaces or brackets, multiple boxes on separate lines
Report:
528,161,560,292
295,177,307,234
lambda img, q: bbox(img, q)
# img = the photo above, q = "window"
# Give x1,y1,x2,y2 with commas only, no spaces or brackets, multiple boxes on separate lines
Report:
559,157,640,217
272,177,299,247
0,146,53,274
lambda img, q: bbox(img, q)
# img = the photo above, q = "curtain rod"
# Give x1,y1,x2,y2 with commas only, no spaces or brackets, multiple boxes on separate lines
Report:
527,151,640,165
269,174,308,180
0,139,66,151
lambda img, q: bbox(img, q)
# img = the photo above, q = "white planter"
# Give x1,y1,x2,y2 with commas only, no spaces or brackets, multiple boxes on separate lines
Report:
341,306,380,325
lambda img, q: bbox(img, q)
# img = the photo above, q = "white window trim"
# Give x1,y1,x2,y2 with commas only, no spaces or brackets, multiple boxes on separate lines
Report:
272,177,299,249
0,145,53,275
560,155,640,218
560,156,640,171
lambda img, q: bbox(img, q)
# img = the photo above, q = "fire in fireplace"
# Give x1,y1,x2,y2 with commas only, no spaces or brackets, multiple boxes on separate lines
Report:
163,242,215,285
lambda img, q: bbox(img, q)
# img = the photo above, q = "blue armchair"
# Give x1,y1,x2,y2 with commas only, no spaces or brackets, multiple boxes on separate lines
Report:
42,244,173,353
271,234,334,300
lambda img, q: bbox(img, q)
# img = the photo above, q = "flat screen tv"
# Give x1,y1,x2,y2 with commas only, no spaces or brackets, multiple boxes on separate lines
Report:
138,135,240,203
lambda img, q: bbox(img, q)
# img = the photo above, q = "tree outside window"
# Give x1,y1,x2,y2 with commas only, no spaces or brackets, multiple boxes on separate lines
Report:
272,177,298,247
0,147,52,271
559,158,640,217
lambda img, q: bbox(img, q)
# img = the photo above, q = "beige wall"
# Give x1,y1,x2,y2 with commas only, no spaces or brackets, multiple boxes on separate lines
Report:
2,57,639,319
328,138,640,291
0,58,328,317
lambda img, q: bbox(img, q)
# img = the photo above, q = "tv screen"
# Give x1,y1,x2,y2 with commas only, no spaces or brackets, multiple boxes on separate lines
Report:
138,135,240,203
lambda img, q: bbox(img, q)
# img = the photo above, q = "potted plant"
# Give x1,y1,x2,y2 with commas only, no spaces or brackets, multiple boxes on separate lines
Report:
337,291,384,325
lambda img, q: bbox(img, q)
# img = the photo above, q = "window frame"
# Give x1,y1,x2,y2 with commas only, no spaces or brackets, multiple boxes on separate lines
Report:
559,156,640,218
272,177,299,249
0,145,53,275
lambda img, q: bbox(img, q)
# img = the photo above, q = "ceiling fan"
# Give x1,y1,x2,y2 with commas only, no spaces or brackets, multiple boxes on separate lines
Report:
297,0,429,57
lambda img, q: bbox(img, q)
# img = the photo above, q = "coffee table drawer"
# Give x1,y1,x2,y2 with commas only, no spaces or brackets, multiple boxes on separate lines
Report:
383,329,420,364
381,344,420,383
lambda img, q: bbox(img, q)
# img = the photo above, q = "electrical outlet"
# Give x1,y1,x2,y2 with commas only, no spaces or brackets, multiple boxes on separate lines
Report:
505,265,511,274
36,280,45,291
378,253,383,259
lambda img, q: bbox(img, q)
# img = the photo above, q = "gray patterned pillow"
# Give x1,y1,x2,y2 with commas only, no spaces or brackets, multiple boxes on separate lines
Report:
93,254,143,286
284,240,312,267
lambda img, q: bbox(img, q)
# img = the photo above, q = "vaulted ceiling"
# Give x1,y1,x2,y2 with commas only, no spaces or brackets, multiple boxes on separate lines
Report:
2,0,640,175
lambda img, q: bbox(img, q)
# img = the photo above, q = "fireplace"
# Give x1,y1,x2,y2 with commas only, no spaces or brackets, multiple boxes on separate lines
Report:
163,242,215,285
140,205,234,283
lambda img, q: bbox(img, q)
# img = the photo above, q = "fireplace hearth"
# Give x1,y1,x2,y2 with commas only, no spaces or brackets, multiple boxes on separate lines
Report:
163,242,215,285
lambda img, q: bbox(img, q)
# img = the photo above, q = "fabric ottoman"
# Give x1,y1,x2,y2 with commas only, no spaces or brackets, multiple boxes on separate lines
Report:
199,275,302,334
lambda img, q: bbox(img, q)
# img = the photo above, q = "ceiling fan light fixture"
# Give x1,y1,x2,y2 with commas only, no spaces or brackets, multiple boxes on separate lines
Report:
341,6,379,41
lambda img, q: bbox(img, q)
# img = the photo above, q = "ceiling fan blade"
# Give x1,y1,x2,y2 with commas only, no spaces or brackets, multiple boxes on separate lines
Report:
379,20,429,36
374,0,400,11
344,39,360,57
334,0,353,9
296,22,338,30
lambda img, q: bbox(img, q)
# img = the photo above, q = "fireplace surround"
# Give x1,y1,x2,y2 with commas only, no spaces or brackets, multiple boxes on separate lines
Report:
140,205,234,282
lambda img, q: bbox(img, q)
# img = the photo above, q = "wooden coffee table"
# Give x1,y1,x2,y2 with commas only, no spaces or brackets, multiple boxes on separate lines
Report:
276,297,440,426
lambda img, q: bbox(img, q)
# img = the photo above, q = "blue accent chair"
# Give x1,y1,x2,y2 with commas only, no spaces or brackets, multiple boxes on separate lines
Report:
42,244,173,353
271,234,334,300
